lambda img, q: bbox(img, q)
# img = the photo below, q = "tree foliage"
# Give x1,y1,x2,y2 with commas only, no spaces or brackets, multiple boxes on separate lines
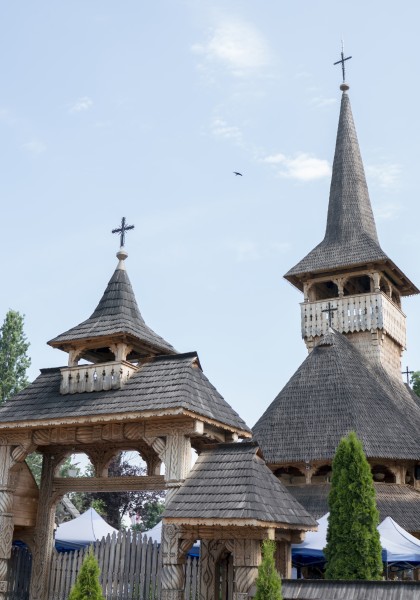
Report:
78,453,165,529
68,548,104,600
0,310,31,404
254,539,283,600
411,371,420,397
324,431,383,580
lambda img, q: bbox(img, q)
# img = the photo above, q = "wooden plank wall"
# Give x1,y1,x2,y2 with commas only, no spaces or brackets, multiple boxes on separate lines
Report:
46,531,200,600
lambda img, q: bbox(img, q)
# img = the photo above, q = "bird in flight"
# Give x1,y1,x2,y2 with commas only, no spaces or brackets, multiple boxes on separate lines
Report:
233,171,243,176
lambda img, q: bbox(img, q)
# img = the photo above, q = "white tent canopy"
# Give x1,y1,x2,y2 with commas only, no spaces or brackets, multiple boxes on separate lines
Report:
292,513,420,564
55,508,118,549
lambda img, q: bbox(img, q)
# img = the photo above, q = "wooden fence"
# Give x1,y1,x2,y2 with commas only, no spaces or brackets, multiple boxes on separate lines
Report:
47,531,200,600
6,546,32,600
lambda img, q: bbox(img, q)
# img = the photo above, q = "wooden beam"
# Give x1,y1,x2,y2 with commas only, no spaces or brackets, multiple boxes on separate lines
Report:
52,475,166,494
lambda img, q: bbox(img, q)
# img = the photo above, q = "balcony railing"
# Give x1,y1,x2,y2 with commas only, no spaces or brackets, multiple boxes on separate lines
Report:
60,361,138,394
301,292,406,348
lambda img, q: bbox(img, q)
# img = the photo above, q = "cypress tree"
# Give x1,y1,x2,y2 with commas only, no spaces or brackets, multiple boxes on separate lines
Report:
0,309,31,403
254,539,283,600
324,431,383,580
68,548,104,600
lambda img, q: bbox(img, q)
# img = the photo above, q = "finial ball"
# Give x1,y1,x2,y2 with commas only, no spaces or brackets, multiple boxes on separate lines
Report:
340,83,350,92
117,248,128,262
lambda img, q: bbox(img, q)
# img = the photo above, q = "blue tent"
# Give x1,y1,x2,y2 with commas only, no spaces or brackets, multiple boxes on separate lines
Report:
292,513,420,567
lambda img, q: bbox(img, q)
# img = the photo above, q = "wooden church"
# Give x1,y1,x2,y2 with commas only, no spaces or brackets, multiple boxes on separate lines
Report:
0,74,419,600
253,82,420,536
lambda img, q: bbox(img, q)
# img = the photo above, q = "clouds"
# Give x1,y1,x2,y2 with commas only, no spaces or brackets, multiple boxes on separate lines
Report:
192,19,270,76
366,163,401,189
210,117,243,143
262,152,331,181
69,96,93,114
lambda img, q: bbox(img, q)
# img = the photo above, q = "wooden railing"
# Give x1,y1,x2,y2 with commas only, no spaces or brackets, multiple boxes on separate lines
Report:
60,361,138,394
301,292,406,347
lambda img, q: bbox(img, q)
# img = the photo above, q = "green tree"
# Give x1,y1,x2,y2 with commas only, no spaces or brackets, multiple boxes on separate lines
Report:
0,310,31,403
410,371,420,397
68,548,104,600
324,431,383,580
78,453,165,529
254,539,283,600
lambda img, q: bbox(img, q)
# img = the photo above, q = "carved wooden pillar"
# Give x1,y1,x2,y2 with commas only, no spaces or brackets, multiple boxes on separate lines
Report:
29,451,64,600
160,523,191,600
0,446,14,599
233,539,261,600
275,540,292,579
164,433,191,503
199,540,226,600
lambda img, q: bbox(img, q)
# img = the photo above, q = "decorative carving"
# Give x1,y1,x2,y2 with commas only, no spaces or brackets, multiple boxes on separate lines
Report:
124,422,145,440
30,450,67,600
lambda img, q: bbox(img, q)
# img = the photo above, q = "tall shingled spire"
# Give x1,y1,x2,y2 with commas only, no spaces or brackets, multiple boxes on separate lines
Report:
285,85,418,296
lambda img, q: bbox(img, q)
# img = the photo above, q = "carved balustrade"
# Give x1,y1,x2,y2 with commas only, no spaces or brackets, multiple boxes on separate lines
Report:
60,360,138,394
301,292,406,347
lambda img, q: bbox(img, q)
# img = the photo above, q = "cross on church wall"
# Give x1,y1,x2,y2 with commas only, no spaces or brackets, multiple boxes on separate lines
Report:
321,302,338,328
112,217,135,248
402,365,414,385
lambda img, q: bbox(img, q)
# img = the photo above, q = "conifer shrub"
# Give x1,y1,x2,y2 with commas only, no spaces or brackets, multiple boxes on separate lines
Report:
324,431,383,580
254,539,283,600
68,548,105,600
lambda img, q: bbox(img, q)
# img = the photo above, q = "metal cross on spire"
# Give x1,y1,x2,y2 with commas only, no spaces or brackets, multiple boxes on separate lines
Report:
402,366,414,385
112,217,135,248
322,302,338,328
334,41,352,83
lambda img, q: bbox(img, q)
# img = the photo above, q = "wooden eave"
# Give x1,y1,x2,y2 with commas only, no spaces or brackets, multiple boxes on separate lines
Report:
284,258,419,296
0,408,252,439
163,517,316,532
48,332,174,358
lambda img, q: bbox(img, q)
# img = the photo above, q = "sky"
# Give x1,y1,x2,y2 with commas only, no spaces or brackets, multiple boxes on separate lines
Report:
1,1,420,431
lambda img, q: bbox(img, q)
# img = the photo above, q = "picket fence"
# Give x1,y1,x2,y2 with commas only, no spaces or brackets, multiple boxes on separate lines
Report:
7,532,200,600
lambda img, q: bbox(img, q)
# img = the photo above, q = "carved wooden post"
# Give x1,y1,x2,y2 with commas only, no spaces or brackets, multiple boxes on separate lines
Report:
160,523,187,600
0,445,14,599
164,433,191,503
275,540,292,579
29,451,63,600
233,539,261,600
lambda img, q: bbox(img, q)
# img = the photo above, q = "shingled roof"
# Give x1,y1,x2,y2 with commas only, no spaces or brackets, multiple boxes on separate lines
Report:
252,329,420,463
48,251,175,356
0,352,250,434
164,442,316,528
288,483,420,533
285,88,418,296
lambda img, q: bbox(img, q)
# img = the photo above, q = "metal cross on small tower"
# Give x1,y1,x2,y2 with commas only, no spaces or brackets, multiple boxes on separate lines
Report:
112,217,135,248
334,41,352,83
402,366,414,385
322,302,338,328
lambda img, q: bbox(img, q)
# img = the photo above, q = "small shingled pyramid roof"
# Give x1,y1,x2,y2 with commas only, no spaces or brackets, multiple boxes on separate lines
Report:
285,87,418,296
252,329,420,464
164,442,316,528
49,249,175,357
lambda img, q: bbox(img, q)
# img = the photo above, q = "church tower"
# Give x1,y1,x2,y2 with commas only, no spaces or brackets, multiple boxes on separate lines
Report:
284,83,418,380
253,76,420,536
